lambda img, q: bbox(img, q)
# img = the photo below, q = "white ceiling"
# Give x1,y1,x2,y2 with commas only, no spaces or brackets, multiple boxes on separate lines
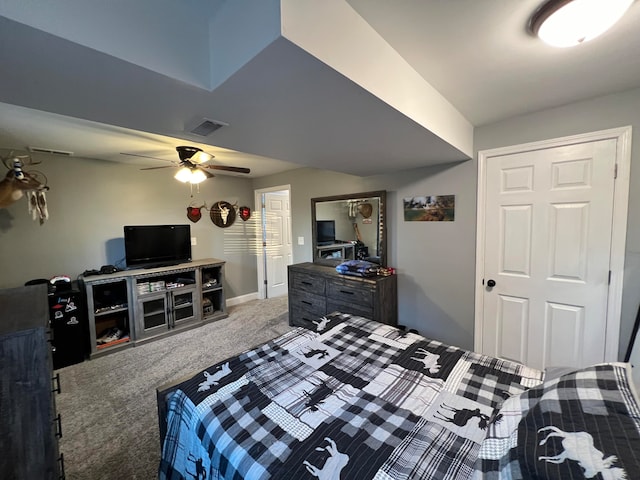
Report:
0,0,639,178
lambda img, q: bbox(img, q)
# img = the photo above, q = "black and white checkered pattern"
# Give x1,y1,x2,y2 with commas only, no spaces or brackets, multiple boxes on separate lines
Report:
160,314,553,480
379,418,480,480
474,363,640,479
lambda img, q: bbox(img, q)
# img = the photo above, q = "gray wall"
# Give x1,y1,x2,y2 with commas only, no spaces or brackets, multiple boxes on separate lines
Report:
3,86,638,358
0,155,259,300
253,162,476,349
254,86,640,357
253,169,370,263
475,87,640,360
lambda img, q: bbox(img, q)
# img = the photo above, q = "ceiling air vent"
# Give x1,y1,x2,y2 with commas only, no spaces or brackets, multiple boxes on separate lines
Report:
29,146,74,156
188,118,228,137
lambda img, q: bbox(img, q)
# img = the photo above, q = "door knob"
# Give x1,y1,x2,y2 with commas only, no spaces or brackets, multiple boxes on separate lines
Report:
487,279,496,287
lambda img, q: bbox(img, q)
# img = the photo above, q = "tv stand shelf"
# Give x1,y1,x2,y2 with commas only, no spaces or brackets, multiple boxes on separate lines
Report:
316,242,355,261
80,258,227,358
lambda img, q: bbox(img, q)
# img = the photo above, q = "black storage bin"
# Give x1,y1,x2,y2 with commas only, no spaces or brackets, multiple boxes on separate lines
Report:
48,283,88,369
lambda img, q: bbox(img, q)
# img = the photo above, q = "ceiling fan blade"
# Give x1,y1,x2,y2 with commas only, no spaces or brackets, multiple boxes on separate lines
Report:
124,147,245,178
140,165,173,170
202,164,251,174
120,152,170,162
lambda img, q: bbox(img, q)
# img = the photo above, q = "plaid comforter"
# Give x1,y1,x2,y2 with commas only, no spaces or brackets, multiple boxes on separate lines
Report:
159,313,543,480
473,363,640,479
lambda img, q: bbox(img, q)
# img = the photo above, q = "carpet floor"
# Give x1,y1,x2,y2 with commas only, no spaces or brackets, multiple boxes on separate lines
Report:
56,296,291,480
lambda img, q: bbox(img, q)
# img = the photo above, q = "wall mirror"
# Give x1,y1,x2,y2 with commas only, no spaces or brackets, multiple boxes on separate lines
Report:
311,190,387,267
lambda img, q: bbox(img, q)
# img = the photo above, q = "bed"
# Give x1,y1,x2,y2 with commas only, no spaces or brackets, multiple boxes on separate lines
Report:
157,312,640,479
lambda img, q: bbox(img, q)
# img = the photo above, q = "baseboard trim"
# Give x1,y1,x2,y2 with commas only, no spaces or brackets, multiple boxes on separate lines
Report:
226,292,259,307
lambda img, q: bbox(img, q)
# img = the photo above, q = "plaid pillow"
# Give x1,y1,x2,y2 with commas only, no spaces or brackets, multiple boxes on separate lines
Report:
474,363,640,479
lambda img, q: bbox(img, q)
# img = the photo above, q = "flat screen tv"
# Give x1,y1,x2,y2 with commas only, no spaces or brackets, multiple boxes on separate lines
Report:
124,224,192,269
316,220,336,245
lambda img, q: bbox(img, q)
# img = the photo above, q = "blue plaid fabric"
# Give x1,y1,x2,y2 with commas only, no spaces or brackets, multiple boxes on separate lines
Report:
159,313,545,480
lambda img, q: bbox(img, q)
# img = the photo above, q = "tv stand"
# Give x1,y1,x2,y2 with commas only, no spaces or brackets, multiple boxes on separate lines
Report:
80,258,227,358
142,262,180,269
316,242,355,261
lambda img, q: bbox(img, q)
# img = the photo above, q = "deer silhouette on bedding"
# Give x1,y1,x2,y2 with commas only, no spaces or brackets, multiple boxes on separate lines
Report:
303,437,349,480
538,426,627,479
434,403,495,430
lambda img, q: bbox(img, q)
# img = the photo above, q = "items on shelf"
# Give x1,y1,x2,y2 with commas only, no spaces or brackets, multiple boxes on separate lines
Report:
95,303,127,314
96,326,129,347
82,259,227,358
335,259,380,277
137,280,165,294
202,298,214,315
96,336,130,350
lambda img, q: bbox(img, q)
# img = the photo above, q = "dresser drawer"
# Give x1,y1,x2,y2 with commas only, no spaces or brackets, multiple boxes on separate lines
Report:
289,290,326,316
289,306,327,330
327,279,373,307
327,299,373,319
288,263,397,331
291,272,326,295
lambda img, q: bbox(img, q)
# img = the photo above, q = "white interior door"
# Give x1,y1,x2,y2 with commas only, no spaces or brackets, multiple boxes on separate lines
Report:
478,137,622,370
263,190,292,298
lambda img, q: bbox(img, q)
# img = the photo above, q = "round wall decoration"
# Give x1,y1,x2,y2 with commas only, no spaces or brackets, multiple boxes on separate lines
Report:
210,201,236,228
358,203,373,219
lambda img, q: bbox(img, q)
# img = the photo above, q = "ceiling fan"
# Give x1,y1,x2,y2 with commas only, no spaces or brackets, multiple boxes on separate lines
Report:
121,146,250,184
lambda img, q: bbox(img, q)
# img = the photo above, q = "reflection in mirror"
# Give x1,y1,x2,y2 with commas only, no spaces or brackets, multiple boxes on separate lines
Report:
311,191,386,267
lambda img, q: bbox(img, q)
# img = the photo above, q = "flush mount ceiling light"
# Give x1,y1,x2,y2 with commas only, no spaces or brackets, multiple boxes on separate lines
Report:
529,0,634,47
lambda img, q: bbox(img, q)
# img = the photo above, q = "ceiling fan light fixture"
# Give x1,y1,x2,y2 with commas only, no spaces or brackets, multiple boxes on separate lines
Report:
176,145,213,164
191,151,213,164
529,0,634,48
174,167,192,183
189,169,207,184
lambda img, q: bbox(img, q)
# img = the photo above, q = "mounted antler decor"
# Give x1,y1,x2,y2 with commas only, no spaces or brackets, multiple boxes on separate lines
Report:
0,152,50,223
186,201,207,223
239,206,251,221
210,201,237,228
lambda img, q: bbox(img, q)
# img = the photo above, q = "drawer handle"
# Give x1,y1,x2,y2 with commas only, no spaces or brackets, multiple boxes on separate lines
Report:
52,373,61,394
301,281,313,286
58,453,66,479
53,413,63,438
339,290,354,295
301,300,312,306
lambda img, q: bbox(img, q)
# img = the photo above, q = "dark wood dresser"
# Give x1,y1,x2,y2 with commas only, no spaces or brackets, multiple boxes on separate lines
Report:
288,262,397,329
0,284,64,479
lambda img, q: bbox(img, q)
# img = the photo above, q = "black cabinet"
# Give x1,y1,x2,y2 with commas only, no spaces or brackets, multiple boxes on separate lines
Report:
49,284,88,369
0,284,64,479
288,262,398,330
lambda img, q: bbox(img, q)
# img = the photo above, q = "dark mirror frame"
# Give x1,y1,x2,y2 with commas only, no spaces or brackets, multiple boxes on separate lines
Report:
311,190,387,267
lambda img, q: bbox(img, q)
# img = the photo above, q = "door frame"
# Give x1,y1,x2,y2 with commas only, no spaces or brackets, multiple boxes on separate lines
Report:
254,184,292,300
474,126,632,361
